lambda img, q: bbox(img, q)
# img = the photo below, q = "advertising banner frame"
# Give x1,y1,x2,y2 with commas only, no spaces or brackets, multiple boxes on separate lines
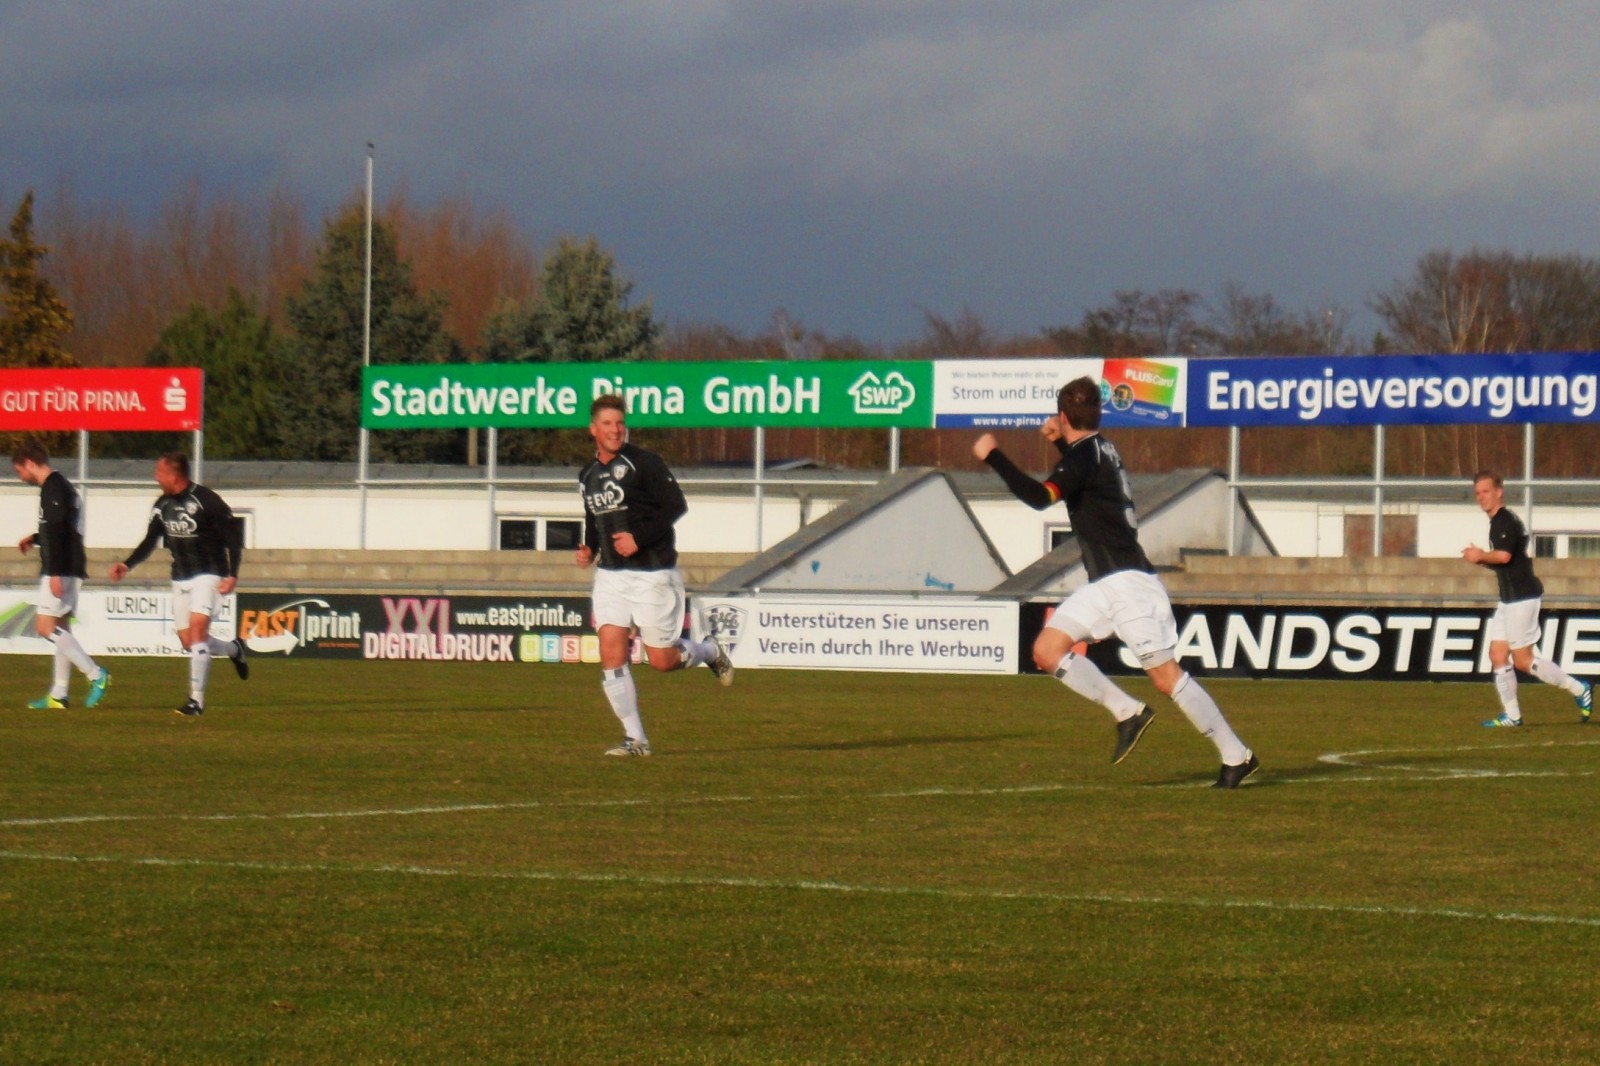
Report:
0,368,205,432
1186,352,1600,428
1021,602,1600,682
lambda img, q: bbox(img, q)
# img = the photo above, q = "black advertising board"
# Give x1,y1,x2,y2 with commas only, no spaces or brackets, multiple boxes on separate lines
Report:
236,593,595,663
1019,602,1600,681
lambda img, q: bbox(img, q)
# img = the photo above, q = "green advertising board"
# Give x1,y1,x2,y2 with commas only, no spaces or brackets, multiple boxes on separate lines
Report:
363,361,934,429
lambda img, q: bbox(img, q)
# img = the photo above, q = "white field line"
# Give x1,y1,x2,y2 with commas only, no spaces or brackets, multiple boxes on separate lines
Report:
1,847,1598,930
0,783,1103,828
3,738,1596,828
1319,737,1600,779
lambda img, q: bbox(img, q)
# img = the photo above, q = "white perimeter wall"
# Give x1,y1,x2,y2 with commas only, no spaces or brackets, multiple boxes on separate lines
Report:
4,481,1597,565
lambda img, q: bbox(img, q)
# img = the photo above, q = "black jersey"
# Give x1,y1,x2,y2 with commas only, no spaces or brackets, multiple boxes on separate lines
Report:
123,482,243,581
36,470,88,579
578,443,687,571
984,434,1155,583
1486,506,1543,603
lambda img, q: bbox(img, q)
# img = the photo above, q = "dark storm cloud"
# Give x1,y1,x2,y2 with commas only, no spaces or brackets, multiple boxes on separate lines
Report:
5,1,1600,343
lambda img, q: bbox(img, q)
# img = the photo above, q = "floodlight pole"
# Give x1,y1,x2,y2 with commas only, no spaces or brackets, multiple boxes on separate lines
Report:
357,144,374,548
753,426,765,550
1372,425,1385,557
1227,426,1240,556
486,426,498,549
1523,423,1535,526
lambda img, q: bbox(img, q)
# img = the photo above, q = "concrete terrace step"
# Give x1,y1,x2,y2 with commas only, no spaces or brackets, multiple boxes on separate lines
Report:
1168,555,1600,606
4,550,1598,604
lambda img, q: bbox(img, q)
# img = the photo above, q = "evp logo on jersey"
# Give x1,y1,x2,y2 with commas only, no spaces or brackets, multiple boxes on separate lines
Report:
583,481,626,515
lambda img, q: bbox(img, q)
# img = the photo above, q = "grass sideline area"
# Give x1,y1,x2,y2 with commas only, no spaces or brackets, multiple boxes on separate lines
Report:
2,657,1597,1064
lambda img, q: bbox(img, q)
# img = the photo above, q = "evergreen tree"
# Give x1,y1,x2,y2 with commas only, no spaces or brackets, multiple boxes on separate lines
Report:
484,236,659,364
1,191,77,454
484,237,660,465
144,290,284,459
0,191,75,370
278,205,459,461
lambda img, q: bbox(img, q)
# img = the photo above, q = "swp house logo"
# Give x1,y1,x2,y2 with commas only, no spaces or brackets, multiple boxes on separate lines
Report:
848,370,917,415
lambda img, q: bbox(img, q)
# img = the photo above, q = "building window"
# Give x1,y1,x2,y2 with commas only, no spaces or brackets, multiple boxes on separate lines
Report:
498,517,583,551
1343,513,1417,557
1570,536,1600,559
544,520,582,551
499,519,536,551
1532,533,1600,559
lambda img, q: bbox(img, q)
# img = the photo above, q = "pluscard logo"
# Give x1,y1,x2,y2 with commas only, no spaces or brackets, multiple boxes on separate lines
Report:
239,598,361,655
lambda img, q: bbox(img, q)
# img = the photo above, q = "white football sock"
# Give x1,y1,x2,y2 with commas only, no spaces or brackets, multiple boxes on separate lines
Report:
47,633,71,699
189,642,212,703
206,636,237,659
51,627,101,679
1527,656,1584,696
1170,672,1250,764
1493,666,1521,718
676,637,715,670
1052,651,1145,720
602,665,646,743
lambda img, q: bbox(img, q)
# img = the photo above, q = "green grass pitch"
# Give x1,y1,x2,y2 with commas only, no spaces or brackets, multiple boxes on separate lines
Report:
2,658,1597,1064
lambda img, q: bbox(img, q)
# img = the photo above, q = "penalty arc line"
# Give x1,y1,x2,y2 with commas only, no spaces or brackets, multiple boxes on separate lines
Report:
2,847,1599,930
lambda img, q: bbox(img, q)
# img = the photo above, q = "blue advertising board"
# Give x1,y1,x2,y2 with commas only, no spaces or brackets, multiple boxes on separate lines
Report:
1186,353,1600,427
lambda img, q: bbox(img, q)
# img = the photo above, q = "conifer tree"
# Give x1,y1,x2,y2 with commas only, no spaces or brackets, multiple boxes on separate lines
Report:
277,205,458,461
0,192,75,370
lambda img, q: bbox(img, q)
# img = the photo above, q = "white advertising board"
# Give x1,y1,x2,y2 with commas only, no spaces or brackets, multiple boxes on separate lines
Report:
0,588,237,657
695,595,1018,674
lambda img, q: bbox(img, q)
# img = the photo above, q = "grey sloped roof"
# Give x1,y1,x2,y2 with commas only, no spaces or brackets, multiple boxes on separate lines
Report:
702,467,1012,594
63,458,880,495
987,468,1276,596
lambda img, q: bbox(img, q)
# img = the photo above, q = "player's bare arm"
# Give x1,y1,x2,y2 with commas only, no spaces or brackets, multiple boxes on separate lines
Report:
972,433,998,461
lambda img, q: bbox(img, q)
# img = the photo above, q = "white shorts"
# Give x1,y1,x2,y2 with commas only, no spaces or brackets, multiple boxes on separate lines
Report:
1487,598,1542,650
591,567,687,648
35,576,82,619
173,574,224,622
1045,569,1179,670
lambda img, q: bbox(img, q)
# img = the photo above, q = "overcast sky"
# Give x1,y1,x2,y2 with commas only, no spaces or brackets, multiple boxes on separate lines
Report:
6,1,1600,347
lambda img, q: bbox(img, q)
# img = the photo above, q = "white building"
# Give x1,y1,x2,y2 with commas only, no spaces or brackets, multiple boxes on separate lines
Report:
4,459,1598,570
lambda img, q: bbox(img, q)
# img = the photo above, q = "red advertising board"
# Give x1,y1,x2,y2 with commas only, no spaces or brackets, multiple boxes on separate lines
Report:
0,368,203,431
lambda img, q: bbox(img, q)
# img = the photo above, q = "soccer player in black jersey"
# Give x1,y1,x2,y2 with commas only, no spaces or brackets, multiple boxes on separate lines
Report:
108,452,248,717
976,376,1259,788
1462,470,1592,727
12,440,111,710
576,394,732,756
